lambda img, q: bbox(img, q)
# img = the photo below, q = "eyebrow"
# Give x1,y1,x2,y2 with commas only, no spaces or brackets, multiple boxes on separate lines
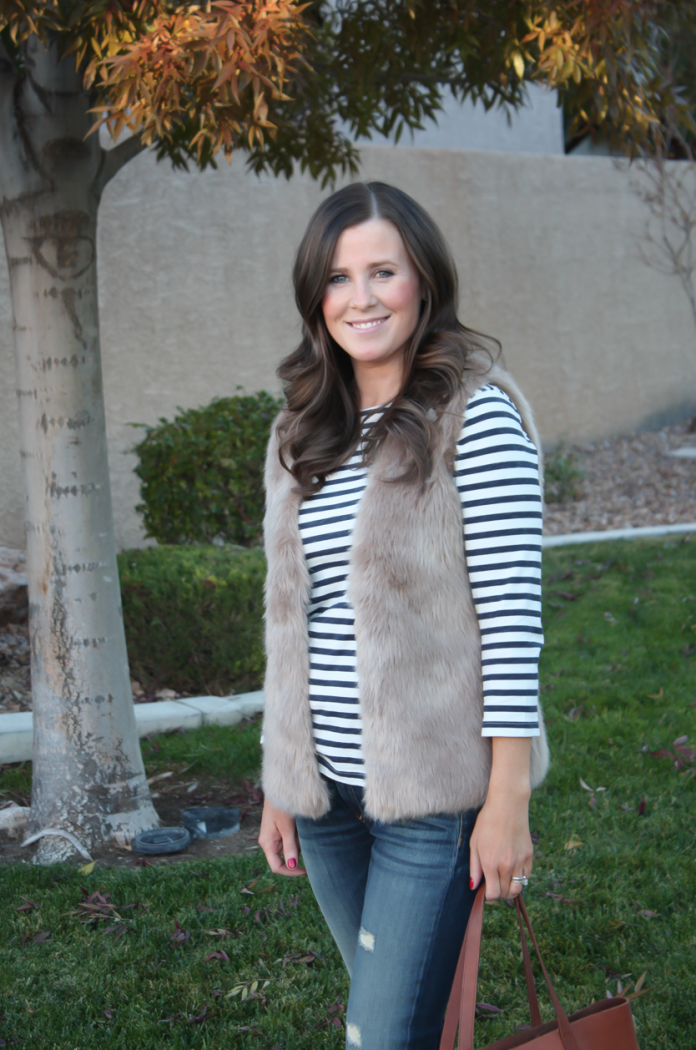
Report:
328,260,400,273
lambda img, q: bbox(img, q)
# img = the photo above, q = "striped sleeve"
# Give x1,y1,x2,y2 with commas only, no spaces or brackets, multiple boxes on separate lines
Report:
454,383,544,737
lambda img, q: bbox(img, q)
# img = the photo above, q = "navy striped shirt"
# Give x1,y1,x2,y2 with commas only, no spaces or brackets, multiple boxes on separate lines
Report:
298,383,543,785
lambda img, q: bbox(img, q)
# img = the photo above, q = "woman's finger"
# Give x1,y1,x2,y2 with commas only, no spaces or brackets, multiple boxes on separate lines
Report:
280,826,306,876
469,840,483,891
482,863,501,901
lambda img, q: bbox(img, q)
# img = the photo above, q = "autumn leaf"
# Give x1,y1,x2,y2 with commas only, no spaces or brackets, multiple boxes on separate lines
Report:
78,861,96,875
25,930,52,945
187,1005,208,1024
545,893,584,906
170,919,191,945
16,897,38,913
564,840,584,850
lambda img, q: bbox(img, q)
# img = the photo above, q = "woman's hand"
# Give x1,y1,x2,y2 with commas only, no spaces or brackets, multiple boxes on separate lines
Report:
469,738,533,900
258,797,307,877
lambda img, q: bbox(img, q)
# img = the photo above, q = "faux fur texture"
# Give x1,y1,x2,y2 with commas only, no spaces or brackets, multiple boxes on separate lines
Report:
261,362,550,820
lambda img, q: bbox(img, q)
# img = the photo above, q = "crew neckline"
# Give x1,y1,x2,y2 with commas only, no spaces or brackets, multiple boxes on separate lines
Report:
360,402,390,414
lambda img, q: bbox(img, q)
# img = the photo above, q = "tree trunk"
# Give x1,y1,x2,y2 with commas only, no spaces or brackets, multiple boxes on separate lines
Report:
0,35,157,861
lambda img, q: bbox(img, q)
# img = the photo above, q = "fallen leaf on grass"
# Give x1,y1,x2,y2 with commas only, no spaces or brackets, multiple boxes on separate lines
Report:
636,910,659,918
23,930,51,946
204,928,239,939
196,903,214,914
71,890,124,924
103,1009,115,1019
637,799,647,815
170,920,190,945
313,997,345,1029
15,897,38,913
647,688,663,700
78,861,96,875
545,893,584,906
227,981,269,1001
103,925,129,937
187,1006,208,1024
203,950,230,963
564,840,584,850
282,950,321,966
476,1002,504,1015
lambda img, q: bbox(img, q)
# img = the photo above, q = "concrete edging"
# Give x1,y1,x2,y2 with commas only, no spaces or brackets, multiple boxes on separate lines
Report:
2,522,695,766
0,691,265,766
542,522,696,548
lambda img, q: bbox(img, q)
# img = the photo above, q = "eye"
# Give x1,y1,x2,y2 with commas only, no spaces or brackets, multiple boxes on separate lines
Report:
328,274,347,284
375,269,394,278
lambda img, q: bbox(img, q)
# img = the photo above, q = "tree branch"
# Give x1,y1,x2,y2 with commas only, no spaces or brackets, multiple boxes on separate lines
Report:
94,132,147,195
0,37,17,99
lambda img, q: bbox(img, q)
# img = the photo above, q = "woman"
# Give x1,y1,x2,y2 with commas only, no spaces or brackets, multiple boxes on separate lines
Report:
259,182,549,1050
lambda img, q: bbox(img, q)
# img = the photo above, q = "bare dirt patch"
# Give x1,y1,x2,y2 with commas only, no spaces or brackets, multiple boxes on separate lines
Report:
0,773,263,870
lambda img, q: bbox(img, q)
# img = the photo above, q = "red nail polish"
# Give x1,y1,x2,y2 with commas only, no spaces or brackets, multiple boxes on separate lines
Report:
287,858,297,870
469,878,474,889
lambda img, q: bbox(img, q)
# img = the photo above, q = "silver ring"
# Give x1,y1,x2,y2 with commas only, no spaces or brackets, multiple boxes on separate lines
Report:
511,875,529,886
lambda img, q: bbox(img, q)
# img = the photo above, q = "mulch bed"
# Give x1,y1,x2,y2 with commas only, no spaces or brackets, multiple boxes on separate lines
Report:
543,418,696,536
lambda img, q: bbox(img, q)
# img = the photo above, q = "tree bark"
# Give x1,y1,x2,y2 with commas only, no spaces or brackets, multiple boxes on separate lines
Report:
0,35,157,862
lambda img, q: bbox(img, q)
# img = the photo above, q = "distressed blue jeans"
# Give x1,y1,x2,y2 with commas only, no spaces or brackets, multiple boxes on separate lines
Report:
295,776,479,1050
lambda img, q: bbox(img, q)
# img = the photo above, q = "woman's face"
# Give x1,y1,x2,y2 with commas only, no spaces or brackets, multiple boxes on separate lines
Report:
321,218,422,378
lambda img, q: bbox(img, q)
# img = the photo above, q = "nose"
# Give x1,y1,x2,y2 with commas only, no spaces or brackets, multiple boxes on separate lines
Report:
349,276,376,310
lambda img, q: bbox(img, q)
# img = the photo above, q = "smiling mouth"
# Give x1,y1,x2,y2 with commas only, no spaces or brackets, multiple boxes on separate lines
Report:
346,317,388,330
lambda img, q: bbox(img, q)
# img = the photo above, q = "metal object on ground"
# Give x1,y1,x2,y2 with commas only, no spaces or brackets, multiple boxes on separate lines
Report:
181,806,240,840
132,826,191,854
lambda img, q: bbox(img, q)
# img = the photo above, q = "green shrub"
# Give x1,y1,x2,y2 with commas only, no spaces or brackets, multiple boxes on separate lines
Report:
117,545,266,696
128,389,284,547
543,442,585,504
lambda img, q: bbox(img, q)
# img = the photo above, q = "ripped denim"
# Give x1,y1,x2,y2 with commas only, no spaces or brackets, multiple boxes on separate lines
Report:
295,776,479,1050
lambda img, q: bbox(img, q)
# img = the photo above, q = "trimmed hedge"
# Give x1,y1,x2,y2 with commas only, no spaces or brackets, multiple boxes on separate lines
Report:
128,389,283,547
117,544,266,697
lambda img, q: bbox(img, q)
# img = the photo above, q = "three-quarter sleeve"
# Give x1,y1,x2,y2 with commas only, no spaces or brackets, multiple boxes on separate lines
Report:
454,383,544,736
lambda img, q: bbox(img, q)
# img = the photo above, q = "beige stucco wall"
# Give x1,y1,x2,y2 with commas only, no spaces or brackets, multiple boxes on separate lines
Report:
1,145,695,552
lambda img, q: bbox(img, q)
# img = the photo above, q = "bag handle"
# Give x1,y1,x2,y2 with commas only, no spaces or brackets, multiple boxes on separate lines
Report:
440,886,580,1050
516,895,543,1029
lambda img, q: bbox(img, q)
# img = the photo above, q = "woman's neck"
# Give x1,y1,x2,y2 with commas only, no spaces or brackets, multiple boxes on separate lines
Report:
353,360,404,411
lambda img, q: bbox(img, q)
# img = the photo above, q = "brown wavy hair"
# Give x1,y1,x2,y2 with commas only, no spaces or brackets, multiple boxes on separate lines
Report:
276,181,499,495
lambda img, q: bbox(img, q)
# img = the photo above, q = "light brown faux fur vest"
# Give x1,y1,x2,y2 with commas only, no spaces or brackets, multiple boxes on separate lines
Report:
261,361,550,821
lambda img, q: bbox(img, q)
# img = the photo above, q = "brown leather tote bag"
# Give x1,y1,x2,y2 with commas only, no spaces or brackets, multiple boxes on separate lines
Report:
440,886,640,1050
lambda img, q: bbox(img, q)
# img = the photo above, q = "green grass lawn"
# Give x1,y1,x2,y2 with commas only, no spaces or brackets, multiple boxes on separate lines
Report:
0,536,695,1049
